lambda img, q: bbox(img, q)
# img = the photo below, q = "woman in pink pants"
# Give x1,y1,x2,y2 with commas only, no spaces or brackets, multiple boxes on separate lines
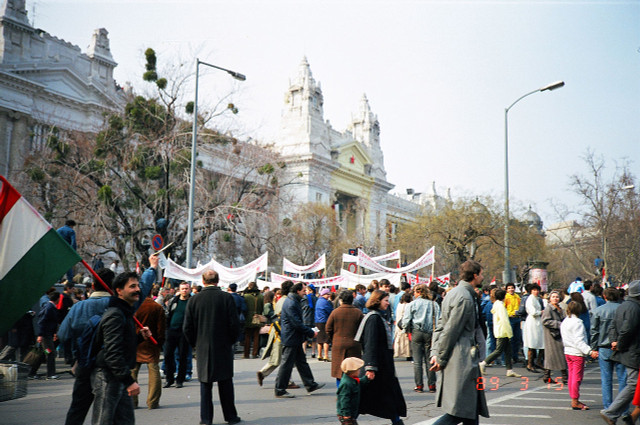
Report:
560,301,598,410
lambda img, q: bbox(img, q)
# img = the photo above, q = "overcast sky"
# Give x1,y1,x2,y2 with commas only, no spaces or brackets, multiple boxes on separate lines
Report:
30,0,640,227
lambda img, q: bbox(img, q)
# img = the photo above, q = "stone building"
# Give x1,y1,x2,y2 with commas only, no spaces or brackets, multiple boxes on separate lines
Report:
0,0,124,178
275,57,447,249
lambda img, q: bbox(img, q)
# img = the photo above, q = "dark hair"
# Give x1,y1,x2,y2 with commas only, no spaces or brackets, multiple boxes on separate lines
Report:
113,272,139,291
365,289,389,310
592,283,603,297
524,283,533,293
65,219,76,226
281,280,293,296
401,292,413,303
379,279,390,287
400,282,411,291
460,260,482,282
584,280,593,291
603,287,619,302
291,282,304,293
566,301,582,317
202,270,219,285
94,268,115,292
569,292,586,314
246,281,259,292
338,290,354,305
263,291,275,304
505,282,516,290
355,284,366,292
529,283,541,292
48,291,61,302
494,288,506,301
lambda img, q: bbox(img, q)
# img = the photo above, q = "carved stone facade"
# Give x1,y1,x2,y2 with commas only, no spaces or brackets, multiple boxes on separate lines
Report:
275,58,445,248
0,0,125,177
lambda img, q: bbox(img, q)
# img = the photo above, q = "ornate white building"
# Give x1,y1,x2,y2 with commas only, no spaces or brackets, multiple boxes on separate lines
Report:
275,58,449,248
0,0,124,177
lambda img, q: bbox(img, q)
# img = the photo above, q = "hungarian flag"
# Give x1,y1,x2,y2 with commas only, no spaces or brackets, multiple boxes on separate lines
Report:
0,176,81,335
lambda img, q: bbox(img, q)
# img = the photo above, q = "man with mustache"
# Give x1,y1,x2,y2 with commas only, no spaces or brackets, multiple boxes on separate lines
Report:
91,272,151,425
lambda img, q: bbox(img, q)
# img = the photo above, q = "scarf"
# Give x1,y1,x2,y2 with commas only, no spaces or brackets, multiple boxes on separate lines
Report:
354,310,393,350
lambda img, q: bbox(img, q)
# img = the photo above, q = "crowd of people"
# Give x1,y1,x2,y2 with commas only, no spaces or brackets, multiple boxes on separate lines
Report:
2,256,640,425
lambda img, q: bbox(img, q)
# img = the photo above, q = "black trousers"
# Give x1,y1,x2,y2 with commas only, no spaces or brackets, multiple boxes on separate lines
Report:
275,344,316,393
65,365,93,425
164,328,189,384
200,379,238,424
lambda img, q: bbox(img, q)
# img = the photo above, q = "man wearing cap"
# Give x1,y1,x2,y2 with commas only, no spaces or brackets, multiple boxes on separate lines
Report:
600,280,640,425
568,277,585,294
274,282,325,398
315,288,334,361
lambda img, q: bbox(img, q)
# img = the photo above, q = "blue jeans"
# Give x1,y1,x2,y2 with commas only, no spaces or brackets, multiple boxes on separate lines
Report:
433,413,478,425
598,348,628,409
91,368,135,425
485,322,496,358
411,329,436,387
509,317,522,362
602,367,638,421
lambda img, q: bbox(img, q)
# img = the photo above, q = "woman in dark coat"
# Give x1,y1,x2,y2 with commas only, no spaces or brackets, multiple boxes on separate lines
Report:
355,290,407,425
541,290,568,384
326,290,363,384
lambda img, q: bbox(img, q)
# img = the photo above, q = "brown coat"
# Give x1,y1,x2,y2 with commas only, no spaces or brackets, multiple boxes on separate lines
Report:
326,304,363,379
135,297,166,363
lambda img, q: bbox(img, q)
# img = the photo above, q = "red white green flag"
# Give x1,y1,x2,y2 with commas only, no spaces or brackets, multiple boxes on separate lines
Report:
0,176,81,335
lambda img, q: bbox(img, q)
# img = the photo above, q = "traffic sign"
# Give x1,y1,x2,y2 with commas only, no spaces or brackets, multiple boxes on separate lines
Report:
151,234,164,250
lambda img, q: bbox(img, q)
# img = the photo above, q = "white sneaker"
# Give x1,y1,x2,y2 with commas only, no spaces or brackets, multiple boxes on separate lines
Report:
506,370,521,378
479,361,486,374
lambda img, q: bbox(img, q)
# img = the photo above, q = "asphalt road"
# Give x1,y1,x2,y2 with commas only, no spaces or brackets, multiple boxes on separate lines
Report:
0,356,619,425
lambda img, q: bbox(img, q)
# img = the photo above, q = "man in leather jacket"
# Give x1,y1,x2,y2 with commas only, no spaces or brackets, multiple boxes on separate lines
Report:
91,272,151,425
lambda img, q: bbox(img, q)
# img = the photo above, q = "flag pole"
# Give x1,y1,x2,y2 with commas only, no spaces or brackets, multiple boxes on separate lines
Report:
80,259,157,345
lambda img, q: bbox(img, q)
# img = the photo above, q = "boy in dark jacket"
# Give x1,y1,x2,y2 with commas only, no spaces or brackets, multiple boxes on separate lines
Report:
337,357,369,424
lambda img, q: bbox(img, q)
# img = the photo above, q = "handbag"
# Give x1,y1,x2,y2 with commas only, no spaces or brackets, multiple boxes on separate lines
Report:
252,314,267,325
22,344,44,367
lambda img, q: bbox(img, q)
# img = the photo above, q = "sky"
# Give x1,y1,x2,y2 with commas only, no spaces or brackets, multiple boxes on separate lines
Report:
27,0,640,227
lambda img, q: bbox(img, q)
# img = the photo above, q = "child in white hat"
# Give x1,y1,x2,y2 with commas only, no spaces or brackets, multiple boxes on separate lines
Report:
337,357,369,424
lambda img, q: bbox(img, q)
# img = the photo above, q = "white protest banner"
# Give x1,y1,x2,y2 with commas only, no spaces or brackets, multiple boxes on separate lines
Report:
270,272,347,288
406,273,431,285
163,258,211,283
339,269,402,288
282,254,326,274
163,252,269,289
357,247,434,273
342,250,401,264
434,273,451,288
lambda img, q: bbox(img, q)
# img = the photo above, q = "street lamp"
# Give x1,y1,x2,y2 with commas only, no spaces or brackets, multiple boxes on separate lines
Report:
186,59,246,268
503,81,564,284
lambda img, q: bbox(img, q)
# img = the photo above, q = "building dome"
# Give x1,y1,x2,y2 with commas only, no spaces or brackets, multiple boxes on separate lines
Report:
523,206,543,233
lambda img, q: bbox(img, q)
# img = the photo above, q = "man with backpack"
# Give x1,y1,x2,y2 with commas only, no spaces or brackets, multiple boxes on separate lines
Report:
58,256,158,425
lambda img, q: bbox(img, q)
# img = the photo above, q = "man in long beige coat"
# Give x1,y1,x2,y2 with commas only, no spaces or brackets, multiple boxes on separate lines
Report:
430,260,490,424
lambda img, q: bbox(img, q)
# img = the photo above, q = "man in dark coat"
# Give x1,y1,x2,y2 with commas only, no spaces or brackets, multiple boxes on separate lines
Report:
600,280,640,425
183,270,241,425
274,282,325,398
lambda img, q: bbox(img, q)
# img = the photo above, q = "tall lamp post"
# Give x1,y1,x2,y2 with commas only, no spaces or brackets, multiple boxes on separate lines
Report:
186,59,246,268
503,80,564,284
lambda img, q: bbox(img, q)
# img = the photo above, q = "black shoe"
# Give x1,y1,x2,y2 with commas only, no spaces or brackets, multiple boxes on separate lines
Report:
257,371,264,386
163,382,173,388
175,382,184,388
275,391,295,398
307,382,325,394
620,414,634,425
227,417,242,424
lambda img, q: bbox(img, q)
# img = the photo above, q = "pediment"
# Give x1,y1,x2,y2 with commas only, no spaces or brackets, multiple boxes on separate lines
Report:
335,141,372,174
14,67,119,108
